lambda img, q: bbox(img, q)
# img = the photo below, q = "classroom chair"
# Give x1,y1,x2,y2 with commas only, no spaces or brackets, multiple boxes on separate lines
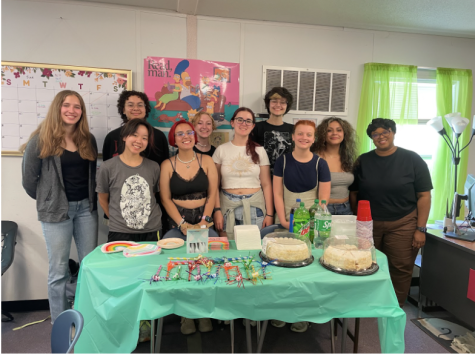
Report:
51,309,84,353
1,221,18,322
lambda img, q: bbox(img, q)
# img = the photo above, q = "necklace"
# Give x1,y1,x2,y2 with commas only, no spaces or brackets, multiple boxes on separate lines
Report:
196,142,209,147
177,152,196,168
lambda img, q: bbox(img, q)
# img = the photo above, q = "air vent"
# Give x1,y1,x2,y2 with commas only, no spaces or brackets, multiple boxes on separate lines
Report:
262,66,350,115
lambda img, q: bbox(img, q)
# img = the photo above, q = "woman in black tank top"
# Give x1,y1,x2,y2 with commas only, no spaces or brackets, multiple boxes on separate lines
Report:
160,120,218,238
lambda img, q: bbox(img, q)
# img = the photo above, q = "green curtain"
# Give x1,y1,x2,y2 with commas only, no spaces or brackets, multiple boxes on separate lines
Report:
429,68,473,222
356,63,419,154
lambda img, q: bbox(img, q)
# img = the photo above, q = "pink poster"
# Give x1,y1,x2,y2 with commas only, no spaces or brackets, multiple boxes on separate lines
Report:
144,57,240,130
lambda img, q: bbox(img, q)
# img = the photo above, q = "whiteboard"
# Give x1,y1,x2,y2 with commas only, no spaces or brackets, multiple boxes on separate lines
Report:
1,61,132,155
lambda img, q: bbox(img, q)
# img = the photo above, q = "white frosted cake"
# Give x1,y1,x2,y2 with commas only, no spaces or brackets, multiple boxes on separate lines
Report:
323,244,372,271
265,237,310,262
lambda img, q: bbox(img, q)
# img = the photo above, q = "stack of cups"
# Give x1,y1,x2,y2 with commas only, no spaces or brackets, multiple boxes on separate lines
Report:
356,200,373,249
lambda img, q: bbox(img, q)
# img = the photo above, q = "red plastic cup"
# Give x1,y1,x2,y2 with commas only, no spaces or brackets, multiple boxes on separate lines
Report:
357,200,372,221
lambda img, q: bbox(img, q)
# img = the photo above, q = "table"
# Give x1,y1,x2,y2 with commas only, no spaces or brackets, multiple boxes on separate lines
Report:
419,229,475,328
74,242,406,353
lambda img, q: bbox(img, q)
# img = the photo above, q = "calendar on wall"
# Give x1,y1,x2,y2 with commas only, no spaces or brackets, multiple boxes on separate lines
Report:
1,61,132,155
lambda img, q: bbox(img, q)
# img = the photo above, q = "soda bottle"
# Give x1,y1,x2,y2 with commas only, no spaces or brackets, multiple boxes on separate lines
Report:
308,199,320,244
293,202,311,240
314,200,332,248
289,198,302,232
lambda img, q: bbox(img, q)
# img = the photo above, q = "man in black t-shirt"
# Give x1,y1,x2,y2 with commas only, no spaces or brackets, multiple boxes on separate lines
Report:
251,87,294,174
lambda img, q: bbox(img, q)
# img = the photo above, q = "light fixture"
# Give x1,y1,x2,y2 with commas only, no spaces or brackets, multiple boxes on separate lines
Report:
427,116,445,134
451,116,469,135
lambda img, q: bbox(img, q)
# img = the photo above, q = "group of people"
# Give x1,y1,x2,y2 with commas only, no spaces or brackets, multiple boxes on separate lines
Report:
21,86,432,335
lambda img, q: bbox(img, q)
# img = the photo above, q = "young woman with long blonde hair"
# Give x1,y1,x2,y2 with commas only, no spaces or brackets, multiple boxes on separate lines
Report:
21,90,98,323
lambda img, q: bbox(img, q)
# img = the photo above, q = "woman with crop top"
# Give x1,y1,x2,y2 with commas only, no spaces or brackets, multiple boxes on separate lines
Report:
21,90,98,323
313,117,358,215
213,107,273,238
160,120,218,238
190,111,217,157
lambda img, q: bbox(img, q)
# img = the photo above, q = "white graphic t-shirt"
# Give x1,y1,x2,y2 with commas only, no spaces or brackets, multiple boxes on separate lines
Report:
212,141,270,189
96,156,162,233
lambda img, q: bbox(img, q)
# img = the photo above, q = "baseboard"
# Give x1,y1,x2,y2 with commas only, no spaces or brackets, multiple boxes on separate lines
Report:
2,299,50,312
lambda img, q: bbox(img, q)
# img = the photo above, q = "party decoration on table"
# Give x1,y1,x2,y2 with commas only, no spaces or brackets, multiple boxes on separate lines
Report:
208,237,229,250
150,265,166,284
251,265,264,284
170,265,184,281
256,259,273,280
101,241,139,254
123,244,161,257
168,256,200,261
204,265,221,284
166,260,186,280
187,228,209,254
187,260,198,281
188,264,205,282
223,264,245,288
157,238,185,249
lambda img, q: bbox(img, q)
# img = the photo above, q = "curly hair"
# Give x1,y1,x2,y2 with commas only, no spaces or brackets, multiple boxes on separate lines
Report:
231,107,261,164
366,118,396,137
313,116,358,172
19,90,96,160
190,111,216,131
264,87,294,115
117,90,151,124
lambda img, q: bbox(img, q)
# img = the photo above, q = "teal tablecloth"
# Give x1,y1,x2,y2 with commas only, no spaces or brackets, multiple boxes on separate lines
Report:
75,242,406,353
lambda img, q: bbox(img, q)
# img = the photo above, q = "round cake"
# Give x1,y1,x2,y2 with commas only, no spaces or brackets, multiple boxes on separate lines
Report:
265,237,310,262
323,244,372,271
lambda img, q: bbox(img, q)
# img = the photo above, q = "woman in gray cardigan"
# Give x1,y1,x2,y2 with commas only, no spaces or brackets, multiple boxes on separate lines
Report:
21,90,98,323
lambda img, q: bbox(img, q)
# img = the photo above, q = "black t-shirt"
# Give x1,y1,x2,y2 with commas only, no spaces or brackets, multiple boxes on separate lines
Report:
60,150,89,202
349,147,433,221
102,125,169,166
250,121,293,174
193,144,216,157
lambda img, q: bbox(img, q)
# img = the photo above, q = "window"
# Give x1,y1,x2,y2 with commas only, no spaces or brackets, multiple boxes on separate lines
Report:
394,69,439,172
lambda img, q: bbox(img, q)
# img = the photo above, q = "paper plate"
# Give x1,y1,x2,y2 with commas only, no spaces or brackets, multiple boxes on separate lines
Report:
101,241,140,254
157,238,185,249
123,244,161,257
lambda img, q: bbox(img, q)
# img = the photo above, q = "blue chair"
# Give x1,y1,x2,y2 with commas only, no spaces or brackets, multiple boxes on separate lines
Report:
51,309,84,353
2,221,18,322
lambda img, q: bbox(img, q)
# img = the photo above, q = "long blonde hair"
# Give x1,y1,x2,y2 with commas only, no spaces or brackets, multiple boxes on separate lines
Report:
20,90,97,160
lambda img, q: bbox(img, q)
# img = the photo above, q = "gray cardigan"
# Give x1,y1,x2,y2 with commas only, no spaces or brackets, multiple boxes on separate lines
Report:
22,134,98,223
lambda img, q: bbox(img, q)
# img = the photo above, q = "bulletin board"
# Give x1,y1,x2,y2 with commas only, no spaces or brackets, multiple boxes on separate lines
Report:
1,61,132,156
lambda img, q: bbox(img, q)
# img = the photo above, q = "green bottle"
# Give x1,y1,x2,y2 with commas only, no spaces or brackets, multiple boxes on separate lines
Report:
293,202,310,240
308,199,320,243
315,200,332,248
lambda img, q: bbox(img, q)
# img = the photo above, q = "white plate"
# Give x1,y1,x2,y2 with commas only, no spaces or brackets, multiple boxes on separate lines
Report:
157,238,185,249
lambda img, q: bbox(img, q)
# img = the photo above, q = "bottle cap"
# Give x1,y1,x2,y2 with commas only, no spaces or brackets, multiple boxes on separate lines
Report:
322,200,326,204
315,199,319,203
357,200,372,221
300,202,305,207
296,198,301,202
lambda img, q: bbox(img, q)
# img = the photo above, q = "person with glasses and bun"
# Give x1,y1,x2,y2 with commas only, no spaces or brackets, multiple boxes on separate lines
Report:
349,118,432,308
159,119,218,335
251,87,294,175
213,107,274,238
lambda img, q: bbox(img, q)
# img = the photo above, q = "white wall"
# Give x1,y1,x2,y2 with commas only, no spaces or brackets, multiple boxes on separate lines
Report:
2,0,475,301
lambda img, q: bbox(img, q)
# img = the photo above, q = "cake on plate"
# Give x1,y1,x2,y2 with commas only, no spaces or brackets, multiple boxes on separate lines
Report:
265,237,310,262
322,244,372,271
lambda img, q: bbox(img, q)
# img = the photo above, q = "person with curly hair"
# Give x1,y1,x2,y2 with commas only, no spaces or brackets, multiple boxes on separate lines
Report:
349,118,432,307
189,111,217,157
313,116,358,215
21,90,98,323
251,87,294,175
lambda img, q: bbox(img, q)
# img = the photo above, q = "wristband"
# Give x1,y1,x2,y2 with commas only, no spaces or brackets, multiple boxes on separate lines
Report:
213,208,221,214
177,218,185,227
266,214,273,218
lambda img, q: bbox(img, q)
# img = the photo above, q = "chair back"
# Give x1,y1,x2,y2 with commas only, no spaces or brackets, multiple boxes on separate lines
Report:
1,221,18,276
260,224,284,239
51,309,84,353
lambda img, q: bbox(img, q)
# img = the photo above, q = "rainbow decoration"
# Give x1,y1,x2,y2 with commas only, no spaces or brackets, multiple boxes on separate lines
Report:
208,237,229,250
123,244,161,257
101,241,139,254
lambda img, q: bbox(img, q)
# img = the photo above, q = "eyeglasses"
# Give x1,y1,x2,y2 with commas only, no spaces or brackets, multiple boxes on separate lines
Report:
371,129,391,139
175,130,195,138
270,99,288,105
234,117,254,126
126,103,145,109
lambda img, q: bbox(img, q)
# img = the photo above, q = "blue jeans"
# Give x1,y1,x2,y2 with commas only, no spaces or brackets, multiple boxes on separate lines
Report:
327,202,353,215
41,198,98,323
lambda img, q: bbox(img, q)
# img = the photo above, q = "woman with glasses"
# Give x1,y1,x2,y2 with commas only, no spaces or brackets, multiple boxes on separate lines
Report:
190,111,217,157
21,90,98,323
251,87,294,175
159,119,218,335
97,119,162,242
213,107,274,238
349,118,432,308
313,116,358,215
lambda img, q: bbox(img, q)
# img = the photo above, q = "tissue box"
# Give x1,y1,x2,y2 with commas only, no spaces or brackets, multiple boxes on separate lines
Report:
208,237,229,250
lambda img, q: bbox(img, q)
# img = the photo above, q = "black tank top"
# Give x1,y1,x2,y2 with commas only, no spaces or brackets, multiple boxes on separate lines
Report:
169,154,208,200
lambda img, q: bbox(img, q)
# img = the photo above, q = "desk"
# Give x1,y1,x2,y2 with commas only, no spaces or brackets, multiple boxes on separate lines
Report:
75,243,405,353
420,229,475,328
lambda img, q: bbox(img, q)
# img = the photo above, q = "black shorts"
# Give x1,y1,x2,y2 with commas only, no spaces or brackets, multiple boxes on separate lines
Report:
168,205,206,228
107,230,161,243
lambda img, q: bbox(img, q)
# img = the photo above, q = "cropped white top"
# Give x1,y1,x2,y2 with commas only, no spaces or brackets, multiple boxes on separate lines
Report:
213,141,270,189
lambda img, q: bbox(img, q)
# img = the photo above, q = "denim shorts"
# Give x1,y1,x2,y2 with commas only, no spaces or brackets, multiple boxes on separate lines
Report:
327,201,353,215
168,204,206,228
222,190,264,230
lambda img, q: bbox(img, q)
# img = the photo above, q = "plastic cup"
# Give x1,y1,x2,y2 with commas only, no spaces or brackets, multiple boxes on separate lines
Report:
357,200,372,221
